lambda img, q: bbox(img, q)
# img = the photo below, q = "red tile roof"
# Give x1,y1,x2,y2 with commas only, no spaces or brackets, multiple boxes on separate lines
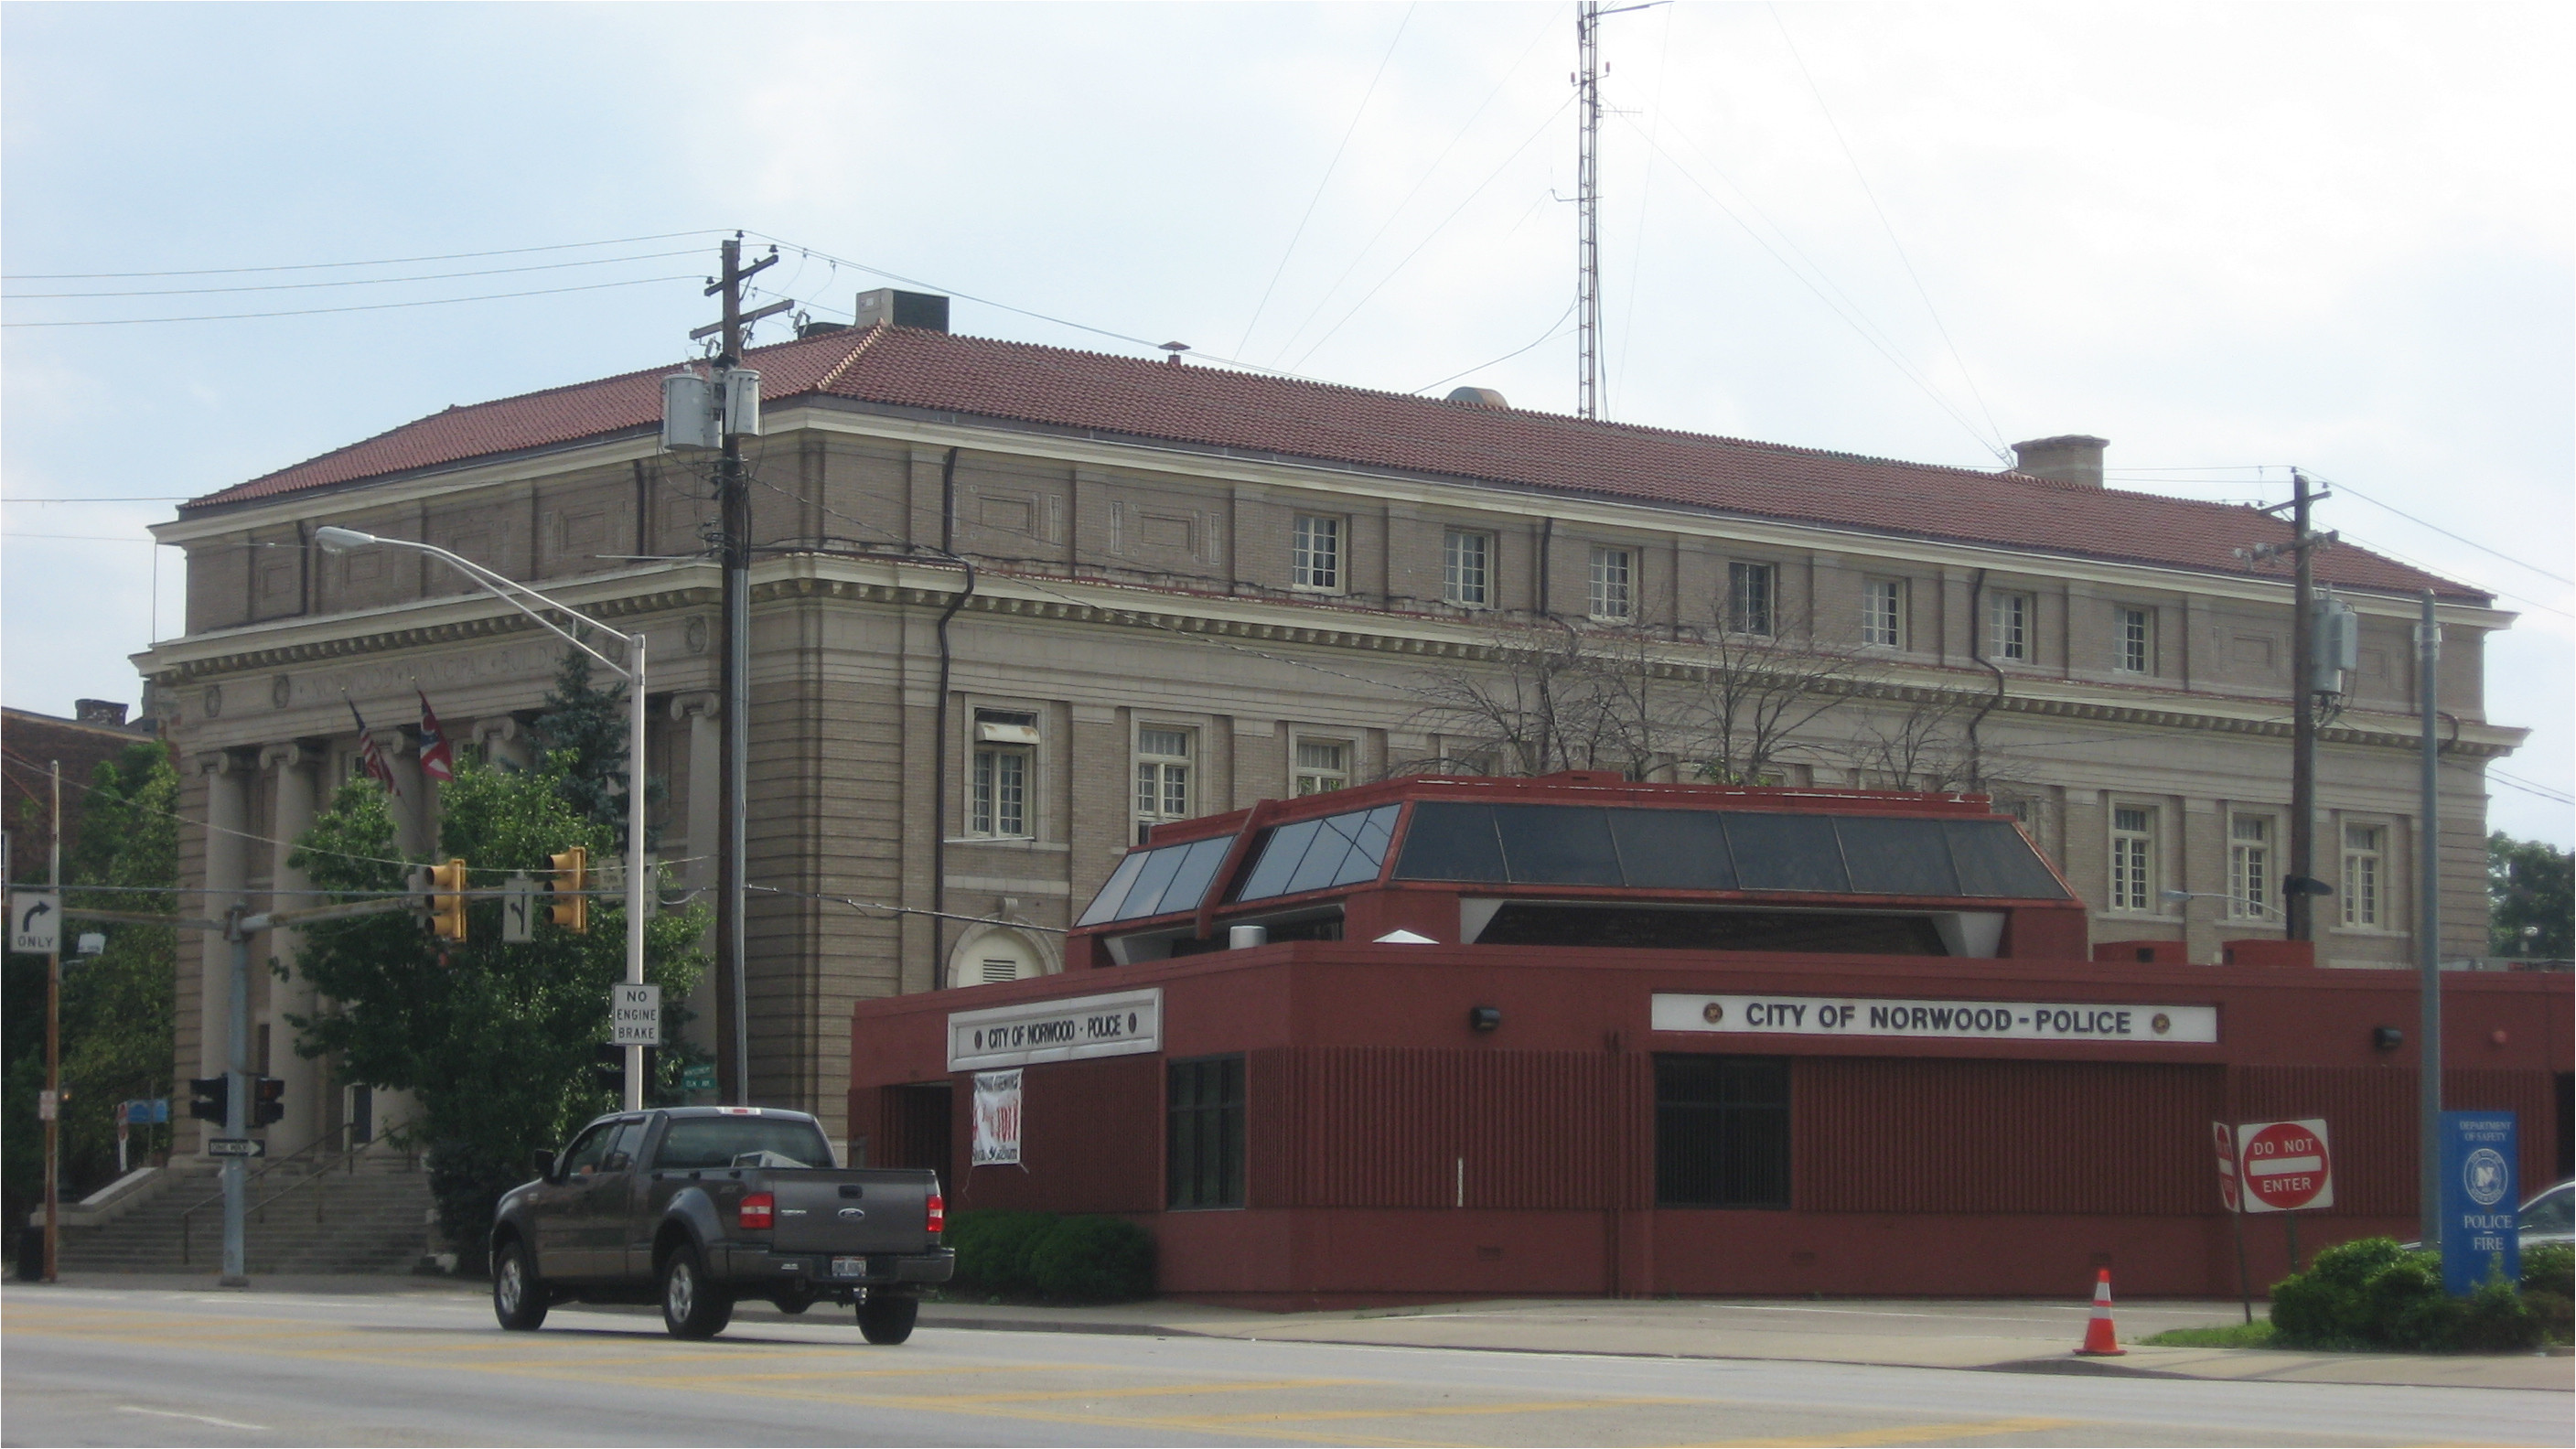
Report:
184,325,2480,602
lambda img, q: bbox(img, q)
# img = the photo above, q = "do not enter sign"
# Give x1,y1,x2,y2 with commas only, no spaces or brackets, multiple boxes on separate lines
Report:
2238,1118,2334,1213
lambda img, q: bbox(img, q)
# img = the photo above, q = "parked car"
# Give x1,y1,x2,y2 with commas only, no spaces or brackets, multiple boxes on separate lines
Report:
2519,1178,2573,1251
490,1106,952,1341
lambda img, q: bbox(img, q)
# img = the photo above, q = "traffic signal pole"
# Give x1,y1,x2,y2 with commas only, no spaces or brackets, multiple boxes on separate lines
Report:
627,629,649,1112
44,761,60,1283
220,903,252,1286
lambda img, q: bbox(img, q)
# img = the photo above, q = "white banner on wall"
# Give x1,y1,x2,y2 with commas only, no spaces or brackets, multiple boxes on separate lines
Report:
1651,992,2218,1045
972,1069,1024,1167
948,987,1164,1071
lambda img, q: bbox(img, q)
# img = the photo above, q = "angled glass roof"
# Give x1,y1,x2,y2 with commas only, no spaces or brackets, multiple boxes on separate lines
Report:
1390,802,2066,899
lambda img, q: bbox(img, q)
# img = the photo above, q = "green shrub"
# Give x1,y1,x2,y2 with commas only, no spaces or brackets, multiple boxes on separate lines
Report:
945,1210,1058,1295
2270,1234,2553,1352
1026,1215,1155,1304
2517,1242,2571,1344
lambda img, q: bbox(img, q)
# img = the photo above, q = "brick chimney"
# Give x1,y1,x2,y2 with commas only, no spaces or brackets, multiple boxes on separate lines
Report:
74,699,129,727
2011,435,2108,488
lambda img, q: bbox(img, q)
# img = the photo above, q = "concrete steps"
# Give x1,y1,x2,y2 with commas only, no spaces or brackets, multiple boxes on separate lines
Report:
54,1153,435,1275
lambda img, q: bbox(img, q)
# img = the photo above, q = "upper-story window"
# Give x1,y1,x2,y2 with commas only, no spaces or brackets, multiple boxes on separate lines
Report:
1293,738,1351,796
2228,813,2273,920
1443,529,1491,607
1134,726,1195,844
1588,546,1634,622
2117,606,2155,674
2109,804,2157,912
970,708,1039,838
2341,823,2384,928
1292,514,1342,592
1988,591,2032,662
1728,562,1776,637
1862,578,1907,649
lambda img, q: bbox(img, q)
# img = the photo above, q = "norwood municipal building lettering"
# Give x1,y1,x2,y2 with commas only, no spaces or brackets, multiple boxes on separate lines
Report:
948,988,1163,1070
1651,993,2218,1045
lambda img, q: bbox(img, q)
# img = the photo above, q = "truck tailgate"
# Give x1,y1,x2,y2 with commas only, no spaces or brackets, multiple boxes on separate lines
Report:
770,1172,935,1255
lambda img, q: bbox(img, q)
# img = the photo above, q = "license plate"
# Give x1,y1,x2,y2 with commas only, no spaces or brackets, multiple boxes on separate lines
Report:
832,1256,866,1278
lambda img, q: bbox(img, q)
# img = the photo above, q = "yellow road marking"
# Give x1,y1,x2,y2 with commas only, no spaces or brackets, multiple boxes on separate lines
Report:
1696,1417,2085,1447
1159,1394,1701,1426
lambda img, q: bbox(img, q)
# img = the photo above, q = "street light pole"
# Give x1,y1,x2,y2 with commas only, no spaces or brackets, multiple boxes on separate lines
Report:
312,528,650,1111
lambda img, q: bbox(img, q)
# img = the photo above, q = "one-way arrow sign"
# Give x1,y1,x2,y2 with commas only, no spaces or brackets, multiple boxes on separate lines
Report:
10,891,61,954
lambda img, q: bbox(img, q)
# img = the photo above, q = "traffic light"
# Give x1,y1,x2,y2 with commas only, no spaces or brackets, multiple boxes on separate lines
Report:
547,846,588,933
428,858,469,942
253,1077,285,1126
188,1076,229,1123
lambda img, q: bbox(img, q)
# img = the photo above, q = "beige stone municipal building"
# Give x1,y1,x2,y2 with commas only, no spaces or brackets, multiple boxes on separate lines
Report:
141,299,2522,1154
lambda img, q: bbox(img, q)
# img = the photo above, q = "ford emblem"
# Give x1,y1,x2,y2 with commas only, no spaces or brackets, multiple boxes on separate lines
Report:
839,1207,865,1219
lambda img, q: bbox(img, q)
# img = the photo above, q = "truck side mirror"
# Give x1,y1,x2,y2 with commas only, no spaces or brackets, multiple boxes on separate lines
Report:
531,1149,556,1182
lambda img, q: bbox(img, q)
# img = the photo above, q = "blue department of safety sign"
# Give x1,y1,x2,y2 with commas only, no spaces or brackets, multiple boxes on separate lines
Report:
2437,1111,2518,1296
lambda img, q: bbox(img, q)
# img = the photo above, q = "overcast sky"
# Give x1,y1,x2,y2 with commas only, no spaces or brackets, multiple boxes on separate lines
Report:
5,2,2568,844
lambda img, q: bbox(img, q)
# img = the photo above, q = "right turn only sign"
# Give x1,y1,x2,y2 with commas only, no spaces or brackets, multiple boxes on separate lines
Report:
2237,1117,2334,1213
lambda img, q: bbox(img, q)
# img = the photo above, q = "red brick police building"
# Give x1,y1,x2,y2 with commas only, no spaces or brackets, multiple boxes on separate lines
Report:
851,772,2571,1307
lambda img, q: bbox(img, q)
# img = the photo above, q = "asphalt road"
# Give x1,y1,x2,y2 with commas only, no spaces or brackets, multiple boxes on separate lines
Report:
5,1284,2566,1447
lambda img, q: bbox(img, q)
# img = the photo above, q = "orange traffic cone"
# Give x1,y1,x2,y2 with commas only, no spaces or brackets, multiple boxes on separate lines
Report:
2075,1268,2126,1356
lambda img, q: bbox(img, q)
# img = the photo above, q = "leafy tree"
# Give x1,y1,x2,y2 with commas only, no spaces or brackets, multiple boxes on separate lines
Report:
284,745,706,1274
530,645,664,843
2488,832,2572,958
1,742,177,1243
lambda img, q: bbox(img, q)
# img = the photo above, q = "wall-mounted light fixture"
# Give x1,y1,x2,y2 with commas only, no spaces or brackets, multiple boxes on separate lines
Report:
2372,1025,2405,1052
1468,1006,1503,1033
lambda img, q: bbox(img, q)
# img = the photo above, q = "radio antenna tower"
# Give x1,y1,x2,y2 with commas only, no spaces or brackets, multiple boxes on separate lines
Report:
1576,0,1603,419
1577,2,1658,420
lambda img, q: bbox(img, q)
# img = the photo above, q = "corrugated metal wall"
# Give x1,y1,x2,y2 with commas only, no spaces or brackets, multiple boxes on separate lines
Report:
1266,1047,1624,1210
1796,1057,2219,1215
2239,1066,2560,1218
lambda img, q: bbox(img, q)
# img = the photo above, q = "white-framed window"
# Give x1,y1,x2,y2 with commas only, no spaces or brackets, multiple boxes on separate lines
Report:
1728,562,1776,637
1134,726,1195,843
1587,545,1635,621
2341,823,2384,928
1443,529,1491,607
969,708,1038,838
2109,805,2156,912
1293,738,1351,796
2116,606,2154,674
1988,590,2032,662
1862,578,1906,649
1292,514,1342,592
2228,813,2273,920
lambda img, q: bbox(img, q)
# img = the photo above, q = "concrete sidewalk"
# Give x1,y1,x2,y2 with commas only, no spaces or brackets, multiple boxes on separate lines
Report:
18,1272,2571,1392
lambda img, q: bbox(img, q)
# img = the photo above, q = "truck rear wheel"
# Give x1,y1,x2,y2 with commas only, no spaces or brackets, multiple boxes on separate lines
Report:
660,1242,735,1339
857,1291,918,1345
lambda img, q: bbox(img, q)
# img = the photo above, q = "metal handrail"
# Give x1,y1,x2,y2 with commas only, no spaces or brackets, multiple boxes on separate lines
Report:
178,1126,412,1265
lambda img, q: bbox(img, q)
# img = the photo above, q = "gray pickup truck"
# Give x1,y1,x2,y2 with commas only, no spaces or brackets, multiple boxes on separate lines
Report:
489,1105,952,1342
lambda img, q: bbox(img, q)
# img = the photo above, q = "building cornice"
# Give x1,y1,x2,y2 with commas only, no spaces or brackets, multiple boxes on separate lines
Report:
152,409,2512,629
134,552,2523,761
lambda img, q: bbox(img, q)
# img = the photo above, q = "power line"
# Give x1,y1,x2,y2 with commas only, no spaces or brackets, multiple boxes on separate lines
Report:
1,274,698,328
3,249,705,301
0,496,193,503
2313,474,2573,588
1766,3,2005,458
1267,3,1567,368
1412,299,1577,395
0,230,730,281
1233,2,1418,360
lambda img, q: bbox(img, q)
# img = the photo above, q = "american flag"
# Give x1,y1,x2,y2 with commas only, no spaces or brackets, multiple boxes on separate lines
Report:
416,691,456,783
347,699,400,796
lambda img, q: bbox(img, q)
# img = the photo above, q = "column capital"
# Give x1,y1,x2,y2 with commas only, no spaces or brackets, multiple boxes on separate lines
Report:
260,740,327,772
473,715,524,747
196,747,258,778
670,691,721,722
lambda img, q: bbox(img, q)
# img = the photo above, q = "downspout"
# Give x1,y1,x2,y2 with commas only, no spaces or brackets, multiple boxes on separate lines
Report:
1966,568,2008,792
928,446,974,989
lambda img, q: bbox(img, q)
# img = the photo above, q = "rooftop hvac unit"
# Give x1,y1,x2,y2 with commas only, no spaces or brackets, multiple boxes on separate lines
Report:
724,369,761,438
661,370,718,451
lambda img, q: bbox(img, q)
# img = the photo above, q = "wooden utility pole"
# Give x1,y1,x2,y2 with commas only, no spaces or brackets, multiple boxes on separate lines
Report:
692,234,785,1106
2250,471,2337,940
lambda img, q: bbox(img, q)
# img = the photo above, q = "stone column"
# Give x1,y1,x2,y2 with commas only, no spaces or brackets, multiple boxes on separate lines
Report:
262,741,327,1155
672,692,721,1055
196,750,255,1156
387,727,433,855
474,715,533,772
